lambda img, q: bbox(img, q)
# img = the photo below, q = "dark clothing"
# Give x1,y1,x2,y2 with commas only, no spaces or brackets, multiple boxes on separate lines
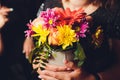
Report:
82,6,120,73
108,7,120,39
0,0,44,80
82,7,116,73
43,0,62,10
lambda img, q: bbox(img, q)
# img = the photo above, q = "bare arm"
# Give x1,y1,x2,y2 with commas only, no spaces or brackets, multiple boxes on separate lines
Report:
0,6,13,28
0,6,12,54
23,37,34,58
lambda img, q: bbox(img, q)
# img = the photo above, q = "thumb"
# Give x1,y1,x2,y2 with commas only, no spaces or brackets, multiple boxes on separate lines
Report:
64,60,77,70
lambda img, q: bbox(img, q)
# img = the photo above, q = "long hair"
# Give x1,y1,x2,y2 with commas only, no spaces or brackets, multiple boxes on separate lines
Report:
91,0,102,6
105,0,120,9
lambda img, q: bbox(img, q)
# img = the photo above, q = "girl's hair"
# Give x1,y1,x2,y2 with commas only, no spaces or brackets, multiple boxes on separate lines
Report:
91,0,102,6
105,0,120,9
91,0,119,9
60,0,119,8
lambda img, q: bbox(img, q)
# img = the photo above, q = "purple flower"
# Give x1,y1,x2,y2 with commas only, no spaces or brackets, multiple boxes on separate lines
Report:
76,21,89,38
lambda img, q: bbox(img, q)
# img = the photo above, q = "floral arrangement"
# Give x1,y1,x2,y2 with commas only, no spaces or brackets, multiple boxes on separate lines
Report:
25,7,89,70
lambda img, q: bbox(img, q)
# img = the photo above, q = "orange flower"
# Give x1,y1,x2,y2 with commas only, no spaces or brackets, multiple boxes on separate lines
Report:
48,28,59,45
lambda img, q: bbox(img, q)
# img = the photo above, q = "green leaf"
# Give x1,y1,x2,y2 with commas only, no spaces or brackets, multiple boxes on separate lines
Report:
78,61,84,67
42,59,48,63
32,61,39,64
28,48,37,63
74,43,86,66
40,67,45,70
35,57,40,60
31,67,38,74
41,63,46,66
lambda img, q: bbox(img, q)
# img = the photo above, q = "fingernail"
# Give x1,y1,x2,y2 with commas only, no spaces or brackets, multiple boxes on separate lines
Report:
41,62,46,66
26,56,28,59
40,67,45,70
38,75,42,78
9,8,13,11
22,50,25,53
67,68,71,70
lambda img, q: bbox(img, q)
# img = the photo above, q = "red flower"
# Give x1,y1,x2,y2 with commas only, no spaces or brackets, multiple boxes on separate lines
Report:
54,7,86,25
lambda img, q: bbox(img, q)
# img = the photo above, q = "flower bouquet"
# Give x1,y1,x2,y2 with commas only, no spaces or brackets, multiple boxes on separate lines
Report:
25,7,89,71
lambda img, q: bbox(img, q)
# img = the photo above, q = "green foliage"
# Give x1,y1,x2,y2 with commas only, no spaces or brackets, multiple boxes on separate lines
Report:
74,42,86,67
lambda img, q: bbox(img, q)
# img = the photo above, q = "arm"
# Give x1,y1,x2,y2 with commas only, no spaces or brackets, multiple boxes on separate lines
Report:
0,6,12,54
23,37,34,58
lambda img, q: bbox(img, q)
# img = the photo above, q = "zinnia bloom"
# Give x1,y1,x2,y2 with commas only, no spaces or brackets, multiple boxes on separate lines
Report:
76,19,89,38
40,8,60,28
54,8,86,25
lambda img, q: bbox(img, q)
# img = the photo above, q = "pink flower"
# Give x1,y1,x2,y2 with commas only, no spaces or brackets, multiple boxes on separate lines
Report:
39,8,60,28
76,19,89,38
27,20,33,30
24,30,34,37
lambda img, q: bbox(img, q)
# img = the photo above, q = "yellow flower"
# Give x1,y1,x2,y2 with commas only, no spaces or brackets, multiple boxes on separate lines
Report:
57,25,77,49
32,25,49,46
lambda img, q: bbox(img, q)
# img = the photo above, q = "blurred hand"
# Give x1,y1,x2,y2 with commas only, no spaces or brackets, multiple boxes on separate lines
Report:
0,6,13,28
23,37,34,58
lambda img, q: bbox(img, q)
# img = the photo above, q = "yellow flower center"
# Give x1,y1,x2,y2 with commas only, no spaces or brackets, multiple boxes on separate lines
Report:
76,27,80,31
49,19,53,25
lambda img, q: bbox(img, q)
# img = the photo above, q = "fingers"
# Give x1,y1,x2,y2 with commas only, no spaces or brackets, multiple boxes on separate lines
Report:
45,60,77,72
23,37,34,58
0,14,8,28
39,70,70,80
45,64,68,71
64,60,78,69
70,67,81,78
39,66,82,80
22,47,32,58
38,74,58,80
0,6,13,16
23,48,32,58
0,6,13,28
